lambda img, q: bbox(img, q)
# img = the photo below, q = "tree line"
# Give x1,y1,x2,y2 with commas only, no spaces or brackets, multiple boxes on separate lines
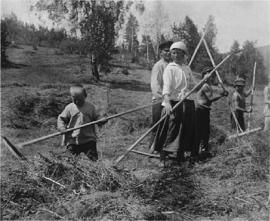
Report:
1,0,267,85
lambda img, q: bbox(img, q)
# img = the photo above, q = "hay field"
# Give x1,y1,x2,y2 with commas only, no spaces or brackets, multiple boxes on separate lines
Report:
1,45,269,220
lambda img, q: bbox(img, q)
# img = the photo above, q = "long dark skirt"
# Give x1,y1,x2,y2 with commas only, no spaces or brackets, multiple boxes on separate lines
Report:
149,102,163,148
153,99,198,159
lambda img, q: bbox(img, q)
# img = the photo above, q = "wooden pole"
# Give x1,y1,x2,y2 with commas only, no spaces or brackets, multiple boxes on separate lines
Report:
202,38,223,85
2,137,66,188
202,38,243,133
247,62,257,130
187,22,210,81
228,127,262,139
188,23,209,67
131,150,160,158
6,100,162,148
114,52,234,166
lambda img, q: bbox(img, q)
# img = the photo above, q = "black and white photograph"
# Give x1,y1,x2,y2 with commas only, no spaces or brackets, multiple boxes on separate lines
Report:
1,0,270,220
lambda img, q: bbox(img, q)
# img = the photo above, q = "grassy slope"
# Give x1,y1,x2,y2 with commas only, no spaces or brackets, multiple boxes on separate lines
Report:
1,45,269,220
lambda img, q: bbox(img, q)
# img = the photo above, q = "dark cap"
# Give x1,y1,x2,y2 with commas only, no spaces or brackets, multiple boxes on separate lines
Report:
234,78,245,86
159,41,173,50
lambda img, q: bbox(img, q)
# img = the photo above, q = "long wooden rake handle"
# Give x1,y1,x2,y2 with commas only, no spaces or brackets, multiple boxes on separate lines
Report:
4,100,161,148
228,127,262,139
203,38,224,86
114,52,235,166
2,136,28,161
247,62,257,130
188,22,209,67
203,38,243,133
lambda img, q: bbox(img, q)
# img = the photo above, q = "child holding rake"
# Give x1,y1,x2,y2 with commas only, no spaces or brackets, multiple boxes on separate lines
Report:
57,84,107,161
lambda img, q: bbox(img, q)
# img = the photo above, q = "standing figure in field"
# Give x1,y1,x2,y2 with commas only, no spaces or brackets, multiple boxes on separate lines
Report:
149,41,173,152
57,84,107,161
153,41,198,163
90,54,100,81
263,76,270,131
196,67,228,157
231,77,252,132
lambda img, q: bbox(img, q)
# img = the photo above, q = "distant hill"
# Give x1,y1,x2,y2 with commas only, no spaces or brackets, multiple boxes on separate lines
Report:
257,45,270,79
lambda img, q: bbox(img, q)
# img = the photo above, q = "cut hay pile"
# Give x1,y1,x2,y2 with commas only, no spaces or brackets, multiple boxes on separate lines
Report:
1,132,269,220
189,131,269,219
1,152,172,220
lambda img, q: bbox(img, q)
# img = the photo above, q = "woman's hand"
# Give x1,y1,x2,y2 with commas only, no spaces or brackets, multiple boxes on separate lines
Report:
163,95,172,115
164,102,172,115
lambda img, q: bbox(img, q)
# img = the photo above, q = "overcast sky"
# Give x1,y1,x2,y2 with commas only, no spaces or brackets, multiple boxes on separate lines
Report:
1,0,270,52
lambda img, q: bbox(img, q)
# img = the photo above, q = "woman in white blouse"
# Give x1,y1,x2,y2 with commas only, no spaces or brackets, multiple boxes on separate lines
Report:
153,41,199,163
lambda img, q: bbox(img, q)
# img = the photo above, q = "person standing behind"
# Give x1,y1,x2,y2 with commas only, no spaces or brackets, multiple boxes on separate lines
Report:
153,41,198,162
90,54,100,81
196,67,228,157
57,84,107,161
149,41,173,151
263,76,270,131
231,77,252,132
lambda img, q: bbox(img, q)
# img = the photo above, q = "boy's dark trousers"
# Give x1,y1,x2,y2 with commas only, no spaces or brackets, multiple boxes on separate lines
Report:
196,107,210,151
67,141,98,161
231,110,245,131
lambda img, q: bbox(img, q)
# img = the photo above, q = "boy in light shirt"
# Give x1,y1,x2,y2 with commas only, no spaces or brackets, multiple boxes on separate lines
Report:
57,84,107,161
231,78,252,132
196,67,228,156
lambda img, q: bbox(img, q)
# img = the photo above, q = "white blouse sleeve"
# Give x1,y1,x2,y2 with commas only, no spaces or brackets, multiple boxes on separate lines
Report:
162,66,173,96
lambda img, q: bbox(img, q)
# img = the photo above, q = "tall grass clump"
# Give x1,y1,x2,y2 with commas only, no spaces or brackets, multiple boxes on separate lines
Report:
6,90,70,128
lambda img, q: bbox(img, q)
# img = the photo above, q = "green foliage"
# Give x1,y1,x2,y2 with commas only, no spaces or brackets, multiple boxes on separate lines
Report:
33,0,128,67
2,13,67,48
171,15,220,72
172,16,217,72
238,41,265,84
197,15,220,72
172,16,201,69
124,13,139,53
221,40,266,85
140,34,156,65
1,20,10,67
80,1,119,66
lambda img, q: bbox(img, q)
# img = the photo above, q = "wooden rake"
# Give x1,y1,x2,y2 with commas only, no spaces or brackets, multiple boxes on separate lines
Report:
114,50,240,166
202,37,244,134
2,100,161,157
247,62,257,130
1,137,66,188
189,38,261,139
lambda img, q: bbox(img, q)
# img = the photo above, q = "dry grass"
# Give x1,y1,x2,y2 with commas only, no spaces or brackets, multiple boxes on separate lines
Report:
4,89,70,128
1,45,269,221
1,152,168,220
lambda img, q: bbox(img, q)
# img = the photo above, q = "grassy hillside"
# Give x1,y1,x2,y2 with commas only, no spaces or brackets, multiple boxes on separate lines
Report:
1,45,269,220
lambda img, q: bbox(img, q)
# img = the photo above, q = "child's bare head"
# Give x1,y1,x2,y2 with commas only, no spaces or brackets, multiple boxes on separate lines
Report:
70,84,87,107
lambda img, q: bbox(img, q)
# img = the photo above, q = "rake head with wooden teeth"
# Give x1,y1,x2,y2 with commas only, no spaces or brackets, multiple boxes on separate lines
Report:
2,136,28,161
